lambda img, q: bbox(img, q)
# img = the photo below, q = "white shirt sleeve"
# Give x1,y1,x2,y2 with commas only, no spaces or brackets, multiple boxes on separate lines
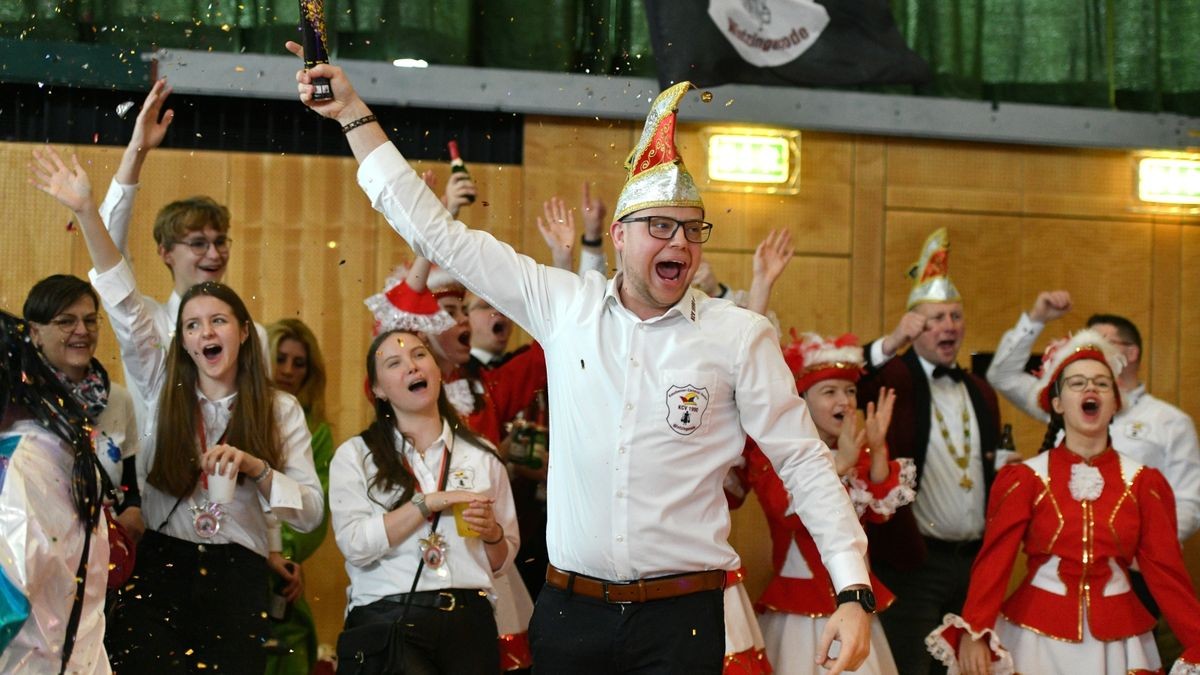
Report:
329,438,394,567
357,142,584,344
88,258,168,408
986,313,1049,422
266,394,324,533
97,178,138,260
1162,412,1200,540
577,247,608,278
734,317,870,591
868,338,892,369
486,454,521,574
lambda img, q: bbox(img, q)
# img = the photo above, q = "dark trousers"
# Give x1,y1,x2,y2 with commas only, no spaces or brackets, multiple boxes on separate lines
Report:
873,538,979,675
345,589,500,675
106,529,269,674
529,583,724,675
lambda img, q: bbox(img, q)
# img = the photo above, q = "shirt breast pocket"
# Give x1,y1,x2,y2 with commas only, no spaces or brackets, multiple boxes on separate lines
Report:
660,369,720,439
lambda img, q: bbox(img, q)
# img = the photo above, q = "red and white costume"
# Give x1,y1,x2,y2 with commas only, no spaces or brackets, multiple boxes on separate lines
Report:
730,332,915,675
926,330,1200,675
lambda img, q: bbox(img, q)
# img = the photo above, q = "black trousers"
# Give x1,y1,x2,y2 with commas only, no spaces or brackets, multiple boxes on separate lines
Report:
874,538,980,675
106,530,269,674
529,583,724,675
345,589,500,675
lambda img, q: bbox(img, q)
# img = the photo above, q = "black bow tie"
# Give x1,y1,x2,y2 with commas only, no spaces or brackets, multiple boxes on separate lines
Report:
932,365,964,382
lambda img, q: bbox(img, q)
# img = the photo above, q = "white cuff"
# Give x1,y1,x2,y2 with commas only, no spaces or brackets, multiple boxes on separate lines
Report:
88,258,138,305
266,470,303,510
924,613,1014,675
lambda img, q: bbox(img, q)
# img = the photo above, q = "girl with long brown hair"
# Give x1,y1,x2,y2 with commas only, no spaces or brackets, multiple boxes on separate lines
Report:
329,328,518,673
31,145,324,672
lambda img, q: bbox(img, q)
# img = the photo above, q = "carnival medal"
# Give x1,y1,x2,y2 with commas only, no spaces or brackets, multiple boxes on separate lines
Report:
191,501,223,538
419,531,448,570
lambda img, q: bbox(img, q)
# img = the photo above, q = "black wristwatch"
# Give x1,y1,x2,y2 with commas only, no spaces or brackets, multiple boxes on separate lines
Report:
581,233,604,247
835,587,877,614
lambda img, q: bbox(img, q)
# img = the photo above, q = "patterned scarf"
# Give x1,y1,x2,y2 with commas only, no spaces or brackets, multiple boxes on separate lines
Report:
43,355,109,421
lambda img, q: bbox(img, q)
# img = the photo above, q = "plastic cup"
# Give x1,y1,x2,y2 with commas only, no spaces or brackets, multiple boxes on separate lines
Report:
206,462,237,504
453,503,479,538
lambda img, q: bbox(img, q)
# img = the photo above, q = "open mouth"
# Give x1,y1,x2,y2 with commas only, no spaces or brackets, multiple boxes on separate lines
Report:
1081,398,1100,415
938,338,957,350
201,344,223,362
407,378,428,393
832,411,846,422
457,331,471,347
66,340,91,350
655,261,684,282
491,320,507,335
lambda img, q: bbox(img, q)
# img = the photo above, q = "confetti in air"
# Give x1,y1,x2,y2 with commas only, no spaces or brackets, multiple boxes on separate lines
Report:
116,101,136,118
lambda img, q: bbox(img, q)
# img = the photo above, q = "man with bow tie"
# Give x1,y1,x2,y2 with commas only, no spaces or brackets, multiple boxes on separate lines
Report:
855,228,1003,675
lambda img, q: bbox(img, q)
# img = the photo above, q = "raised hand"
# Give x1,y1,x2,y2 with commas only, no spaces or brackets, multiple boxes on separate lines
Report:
882,311,928,357
130,78,174,154
835,409,862,477
444,172,477,218
29,146,92,214
580,181,607,242
864,387,895,454
752,228,794,286
536,197,576,269
692,261,720,296
286,40,364,124
1029,290,1072,323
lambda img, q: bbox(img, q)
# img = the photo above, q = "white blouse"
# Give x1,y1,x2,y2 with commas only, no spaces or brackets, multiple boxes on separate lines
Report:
330,421,519,613
90,258,323,555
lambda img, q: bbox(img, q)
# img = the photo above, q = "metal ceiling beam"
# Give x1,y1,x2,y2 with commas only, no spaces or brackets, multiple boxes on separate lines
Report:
151,48,1200,151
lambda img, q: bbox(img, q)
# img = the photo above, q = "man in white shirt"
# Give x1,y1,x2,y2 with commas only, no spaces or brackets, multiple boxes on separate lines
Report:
97,78,270,437
289,44,873,675
856,229,1004,675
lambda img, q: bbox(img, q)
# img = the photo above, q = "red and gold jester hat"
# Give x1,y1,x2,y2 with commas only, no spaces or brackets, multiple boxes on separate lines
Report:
613,81,705,221
906,227,962,310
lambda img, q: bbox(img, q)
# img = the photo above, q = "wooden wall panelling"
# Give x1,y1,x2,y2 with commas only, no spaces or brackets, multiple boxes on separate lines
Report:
1149,218,1182,403
851,138,886,339
1021,147,1144,219
886,140,1025,213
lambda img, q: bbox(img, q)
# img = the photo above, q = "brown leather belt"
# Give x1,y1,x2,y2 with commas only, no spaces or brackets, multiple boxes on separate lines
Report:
545,564,726,604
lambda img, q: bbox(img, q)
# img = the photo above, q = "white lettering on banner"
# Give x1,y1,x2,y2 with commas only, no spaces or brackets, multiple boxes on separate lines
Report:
708,0,831,68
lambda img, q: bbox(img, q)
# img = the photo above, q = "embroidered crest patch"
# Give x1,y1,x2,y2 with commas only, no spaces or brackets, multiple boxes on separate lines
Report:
1124,421,1150,440
665,385,710,436
449,468,476,490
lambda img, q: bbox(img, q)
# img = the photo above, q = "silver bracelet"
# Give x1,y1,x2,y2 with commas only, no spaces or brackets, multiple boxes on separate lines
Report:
252,463,273,484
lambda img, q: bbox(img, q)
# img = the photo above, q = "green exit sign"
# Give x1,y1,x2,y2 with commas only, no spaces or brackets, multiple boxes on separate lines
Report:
708,134,791,184
1138,157,1200,205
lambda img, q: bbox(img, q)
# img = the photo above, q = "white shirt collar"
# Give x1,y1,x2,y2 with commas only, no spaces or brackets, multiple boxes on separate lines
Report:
603,272,700,325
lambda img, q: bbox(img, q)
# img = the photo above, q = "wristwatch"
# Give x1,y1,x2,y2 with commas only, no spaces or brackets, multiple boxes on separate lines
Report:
835,587,877,614
412,493,431,518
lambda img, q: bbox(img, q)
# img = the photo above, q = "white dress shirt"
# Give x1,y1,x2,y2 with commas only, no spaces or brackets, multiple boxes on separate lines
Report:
98,179,271,439
988,312,1200,539
89,259,324,555
0,421,111,674
910,355,986,541
357,142,869,591
329,422,519,612
94,381,139,491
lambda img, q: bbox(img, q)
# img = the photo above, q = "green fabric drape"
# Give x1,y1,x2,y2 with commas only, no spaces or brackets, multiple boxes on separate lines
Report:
6,0,1199,115
890,0,1200,114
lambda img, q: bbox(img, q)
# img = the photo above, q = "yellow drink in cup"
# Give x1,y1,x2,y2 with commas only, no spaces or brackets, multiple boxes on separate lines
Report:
453,503,479,538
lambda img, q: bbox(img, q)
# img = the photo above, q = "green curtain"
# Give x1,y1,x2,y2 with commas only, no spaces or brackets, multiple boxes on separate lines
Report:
891,0,1200,114
6,0,1199,115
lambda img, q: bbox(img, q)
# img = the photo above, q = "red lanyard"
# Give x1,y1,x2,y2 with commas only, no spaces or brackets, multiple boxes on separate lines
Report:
401,439,453,521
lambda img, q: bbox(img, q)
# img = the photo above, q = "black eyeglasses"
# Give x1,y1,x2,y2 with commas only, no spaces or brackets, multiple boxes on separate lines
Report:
620,216,713,244
175,235,232,256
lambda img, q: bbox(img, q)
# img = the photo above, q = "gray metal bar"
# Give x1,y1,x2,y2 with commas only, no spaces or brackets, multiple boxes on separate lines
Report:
152,49,1199,151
